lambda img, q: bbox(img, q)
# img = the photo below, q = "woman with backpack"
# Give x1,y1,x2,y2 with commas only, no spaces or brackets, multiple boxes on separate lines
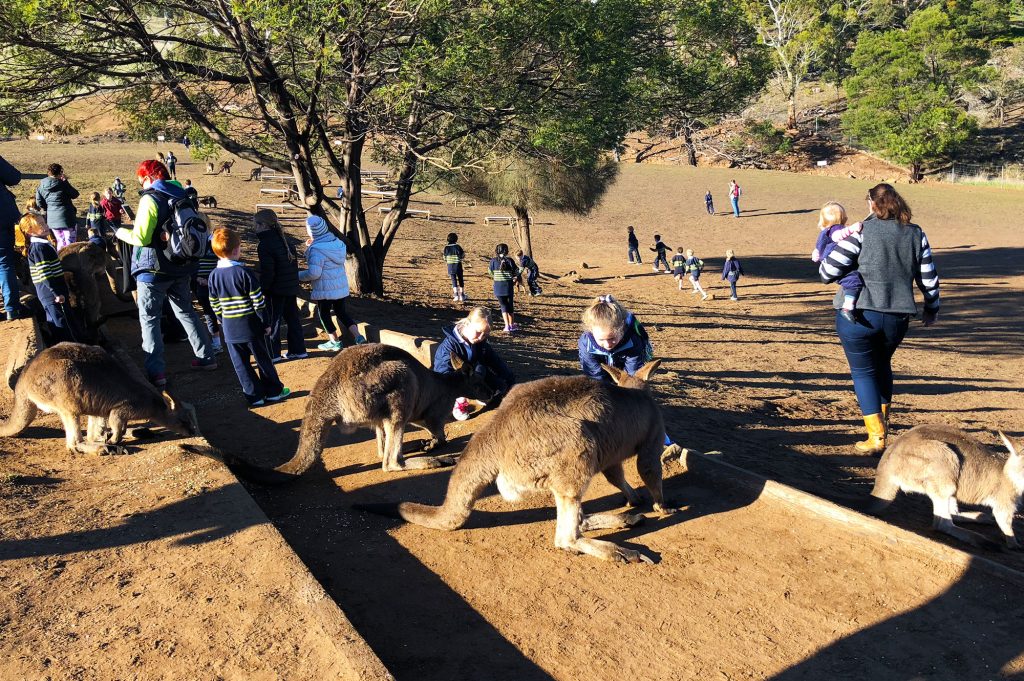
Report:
34,163,80,250
488,243,521,333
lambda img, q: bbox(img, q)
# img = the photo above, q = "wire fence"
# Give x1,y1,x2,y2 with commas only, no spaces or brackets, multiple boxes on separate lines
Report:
947,163,1024,184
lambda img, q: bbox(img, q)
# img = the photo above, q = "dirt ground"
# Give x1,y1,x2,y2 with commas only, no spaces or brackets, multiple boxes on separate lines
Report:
2,140,1023,680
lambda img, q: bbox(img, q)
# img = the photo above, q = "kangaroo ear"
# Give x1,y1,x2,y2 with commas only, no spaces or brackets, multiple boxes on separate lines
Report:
161,390,177,411
450,354,465,372
999,431,1019,458
634,360,662,382
599,363,627,385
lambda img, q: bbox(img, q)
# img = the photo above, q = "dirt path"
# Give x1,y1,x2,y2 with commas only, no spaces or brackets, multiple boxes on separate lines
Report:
2,141,1023,679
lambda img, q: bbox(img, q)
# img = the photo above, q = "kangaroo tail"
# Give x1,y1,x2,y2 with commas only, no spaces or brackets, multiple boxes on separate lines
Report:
861,494,894,516
0,387,38,438
393,447,498,531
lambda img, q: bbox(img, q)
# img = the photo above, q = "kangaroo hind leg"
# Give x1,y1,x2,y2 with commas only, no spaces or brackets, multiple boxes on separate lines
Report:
553,492,652,564
930,492,999,550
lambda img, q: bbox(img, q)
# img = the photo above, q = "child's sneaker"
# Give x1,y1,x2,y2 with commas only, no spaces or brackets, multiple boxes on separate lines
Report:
730,296,739,301
267,388,291,402
701,293,709,301
839,308,856,323
284,352,309,360
191,357,218,371
318,339,343,351
249,398,266,408
272,355,287,364
354,334,367,344
452,397,472,421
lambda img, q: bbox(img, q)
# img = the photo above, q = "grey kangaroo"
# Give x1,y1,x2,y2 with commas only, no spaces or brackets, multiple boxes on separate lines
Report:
356,361,677,564
867,425,1024,550
0,343,197,455
230,343,496,481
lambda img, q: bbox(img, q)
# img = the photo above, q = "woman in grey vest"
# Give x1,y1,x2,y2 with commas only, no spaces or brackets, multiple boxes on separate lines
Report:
819,183,939,454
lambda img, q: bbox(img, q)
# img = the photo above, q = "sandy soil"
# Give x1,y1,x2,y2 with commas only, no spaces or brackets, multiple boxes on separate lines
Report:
1,140,1023,680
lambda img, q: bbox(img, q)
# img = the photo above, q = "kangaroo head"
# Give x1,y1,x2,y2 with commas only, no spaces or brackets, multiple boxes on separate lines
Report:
999,431,1024,491
159,390,199,437
449,355,498,402
600,360,661,390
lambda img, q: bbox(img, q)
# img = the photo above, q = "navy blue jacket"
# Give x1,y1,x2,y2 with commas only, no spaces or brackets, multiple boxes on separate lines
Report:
433,324,515,387
257,230,302,296
208,260,270,342
628,231,638,248
27,237,68,305
578,313,652,381
0,156,22,249
722,258,743,280
443,244,464,267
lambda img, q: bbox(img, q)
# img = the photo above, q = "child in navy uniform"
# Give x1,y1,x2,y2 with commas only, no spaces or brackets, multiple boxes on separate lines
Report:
86,192,106,241
627,226,641,264
721,249,744,301
254,209,307,362
516,249,541,296
207,228,289,407
443,232,466,302
19,213,84,342
650,234,670,273
671,247,686,290
488,243,520,333
685,249,708,300
704,190,714,215
811,201,863,323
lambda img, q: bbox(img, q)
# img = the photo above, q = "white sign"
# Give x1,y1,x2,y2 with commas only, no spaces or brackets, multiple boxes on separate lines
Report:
35,134,46,141
157,134,166,142
816,159,829,167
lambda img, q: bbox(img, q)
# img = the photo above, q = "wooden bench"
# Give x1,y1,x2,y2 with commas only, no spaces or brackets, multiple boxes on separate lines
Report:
452,197,477,207
259,187,295,196
484,216,517,226
362,189,397,199
254,203,306,211
360,170,389,179
378,207,431,220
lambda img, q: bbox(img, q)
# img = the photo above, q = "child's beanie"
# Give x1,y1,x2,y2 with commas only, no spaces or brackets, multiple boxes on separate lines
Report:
306,215,329,238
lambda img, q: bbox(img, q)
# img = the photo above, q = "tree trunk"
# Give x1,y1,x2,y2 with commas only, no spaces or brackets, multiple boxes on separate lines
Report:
787,91,798,130
512,206,533,258
682,126,697,166
339,134,380,296
910,161,923,183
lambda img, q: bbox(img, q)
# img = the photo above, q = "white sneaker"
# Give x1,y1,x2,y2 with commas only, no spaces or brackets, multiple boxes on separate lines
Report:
701,294,709,300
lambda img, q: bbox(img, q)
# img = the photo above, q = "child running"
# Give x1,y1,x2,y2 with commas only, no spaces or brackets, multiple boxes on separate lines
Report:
627,225,641,264
207,227,289,407
19,213,85,342
811,201,863,323
721,249,744,301
517,249,541,296
488,243,520,333
299,215,365,351
671,247,686,290
685,249,708,300
443,232,466,302
650,234,670,273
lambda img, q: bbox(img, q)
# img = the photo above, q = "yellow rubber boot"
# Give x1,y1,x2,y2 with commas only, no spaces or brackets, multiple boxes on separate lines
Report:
880,403,890,439
855,413,887,454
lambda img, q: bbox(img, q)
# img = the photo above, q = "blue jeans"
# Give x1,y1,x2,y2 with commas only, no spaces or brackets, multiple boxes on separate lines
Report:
137,275,213,378
836,309,910,416
0,247,22,318
727,279,738,298
628,247,641,263
731,197,740,217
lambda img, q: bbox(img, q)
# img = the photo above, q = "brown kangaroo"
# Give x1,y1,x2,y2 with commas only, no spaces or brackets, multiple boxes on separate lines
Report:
217,160,234,175
228,343,496,482
58,241,127,331
0,343,197,455
867,425,1024,550
356,361,678,564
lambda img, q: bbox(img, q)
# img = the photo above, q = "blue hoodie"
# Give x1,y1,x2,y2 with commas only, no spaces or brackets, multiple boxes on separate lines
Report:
577,313,652,381
433,323,515,388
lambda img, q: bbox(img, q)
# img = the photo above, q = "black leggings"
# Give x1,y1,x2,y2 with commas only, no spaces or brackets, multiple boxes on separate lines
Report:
316,298,355,335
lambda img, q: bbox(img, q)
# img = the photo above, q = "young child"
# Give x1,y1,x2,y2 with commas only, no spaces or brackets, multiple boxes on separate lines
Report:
443,232,466,302
112,177,126,201
704,190,714,215
721,249,744,301
299,215,365,351
18,213,84,342
488,243,520,333
671,247,686,290
207,227,289,407
627,225,641,264
685,249,708,300
193,232,224,354
86,192,105,240
577,295,677,451
100,188,124,233
253,208,307,361
650,234,670,273
517,249,541,296
811,201,863,323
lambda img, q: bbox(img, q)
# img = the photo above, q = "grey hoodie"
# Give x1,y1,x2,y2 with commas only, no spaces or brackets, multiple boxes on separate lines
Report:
35,175,80,230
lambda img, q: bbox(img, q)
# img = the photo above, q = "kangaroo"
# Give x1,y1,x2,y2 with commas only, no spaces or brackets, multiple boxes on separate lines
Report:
228,343,496,482
866,425,1024,550
58,241,126,331
356,361,678,564
217,160,234,175
0,343,198,455
205,161,215,174
198,195,218,209
247,166,262,182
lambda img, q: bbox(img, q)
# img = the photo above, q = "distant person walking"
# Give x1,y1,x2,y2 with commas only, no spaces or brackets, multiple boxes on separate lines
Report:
728,180,741,218
165,151,177,179
627,225,641,264
0,154,25,320
819,183,940,455
35,163,80,250
182,134,191,151
721,249,744,301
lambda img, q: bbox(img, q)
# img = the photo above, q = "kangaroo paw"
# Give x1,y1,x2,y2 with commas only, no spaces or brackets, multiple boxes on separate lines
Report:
73,442,128,456
401,454,458,470
653,503,679,517
566,537,653,564
581,512,645,532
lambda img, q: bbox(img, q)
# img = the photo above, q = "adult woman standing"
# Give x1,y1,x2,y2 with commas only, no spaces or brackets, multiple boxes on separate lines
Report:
820,183,939,454
728,179,741,218
34,163,80,250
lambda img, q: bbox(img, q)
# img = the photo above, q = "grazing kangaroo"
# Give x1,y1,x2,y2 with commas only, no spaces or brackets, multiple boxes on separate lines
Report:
198,195,218,209
58,241,126,331
157,151,166,164
0,343,197,455
247,166,262,181
357,361,678,564
867,425,1024,549
229,343,496,481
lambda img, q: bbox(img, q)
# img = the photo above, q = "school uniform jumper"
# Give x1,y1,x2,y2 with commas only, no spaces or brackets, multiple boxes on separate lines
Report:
519,254,541,296
488,255,519,314
671,254,686,277
208,260,283,403
193,240,220,336
721,258,744,298
257,229,306,357
27,236,84,342
627,231,641,263
578,313,653,381
651,240,670,272
443,244,465,288
434,323,516,394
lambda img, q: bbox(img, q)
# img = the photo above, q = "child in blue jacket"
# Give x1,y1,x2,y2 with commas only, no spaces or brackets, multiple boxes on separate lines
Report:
650,234,670,273
517,249,541,296
721,249,744,300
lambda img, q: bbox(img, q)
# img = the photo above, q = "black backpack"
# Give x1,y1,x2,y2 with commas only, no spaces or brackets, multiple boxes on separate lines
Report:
147,189,210,265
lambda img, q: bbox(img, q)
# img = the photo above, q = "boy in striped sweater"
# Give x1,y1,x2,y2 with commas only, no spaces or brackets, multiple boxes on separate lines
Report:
207,228,289,407
671,247,686,290
18,213,84,342
443,232,466,302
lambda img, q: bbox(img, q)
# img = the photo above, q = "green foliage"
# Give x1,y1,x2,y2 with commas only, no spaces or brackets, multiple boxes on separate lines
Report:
842,3,993,172
0,111,40,136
